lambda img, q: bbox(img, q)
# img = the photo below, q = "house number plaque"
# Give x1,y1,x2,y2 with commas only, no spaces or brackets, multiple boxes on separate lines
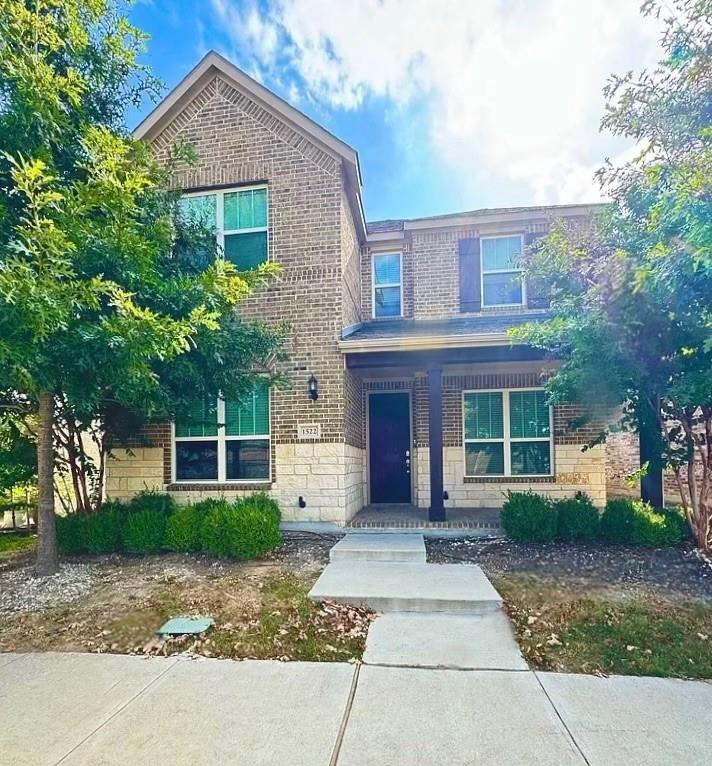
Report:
297,423,321,440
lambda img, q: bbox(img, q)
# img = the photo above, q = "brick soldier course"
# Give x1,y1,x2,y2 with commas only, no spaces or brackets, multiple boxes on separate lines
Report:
106,51,639,525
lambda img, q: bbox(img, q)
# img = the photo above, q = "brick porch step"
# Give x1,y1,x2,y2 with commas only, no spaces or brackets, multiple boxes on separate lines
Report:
329,534,426,563
308,561,502,615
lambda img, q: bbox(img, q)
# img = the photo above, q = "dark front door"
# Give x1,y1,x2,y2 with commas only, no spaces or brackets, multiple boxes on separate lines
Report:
369,392,411,503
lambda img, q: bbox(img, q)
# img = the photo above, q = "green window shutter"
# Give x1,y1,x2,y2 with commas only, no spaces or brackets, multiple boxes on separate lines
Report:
175,398,218,438
509,390,550,438
464,392,504,440
224,188,267,230
178,194,217,232
224,231,268,269
225,383,270,436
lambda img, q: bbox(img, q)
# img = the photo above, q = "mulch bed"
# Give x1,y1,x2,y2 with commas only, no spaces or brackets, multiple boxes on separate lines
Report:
426,537,712,601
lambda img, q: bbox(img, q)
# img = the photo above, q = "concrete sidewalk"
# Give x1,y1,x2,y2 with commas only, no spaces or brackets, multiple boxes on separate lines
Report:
0,652,710,765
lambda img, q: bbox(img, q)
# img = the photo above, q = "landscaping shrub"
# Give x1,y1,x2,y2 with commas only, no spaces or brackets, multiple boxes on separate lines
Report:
555,493,600,542
200,495,282,560
83,503,126,553
164,503,204,552
56,513,87,555
600,498,636,544
501,490,557,543
601,498,685,547
128,491,177,516
123,505,169,554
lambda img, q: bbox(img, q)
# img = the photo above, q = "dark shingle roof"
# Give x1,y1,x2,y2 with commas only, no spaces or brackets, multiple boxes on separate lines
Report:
342,313,548,341
366,219,405,233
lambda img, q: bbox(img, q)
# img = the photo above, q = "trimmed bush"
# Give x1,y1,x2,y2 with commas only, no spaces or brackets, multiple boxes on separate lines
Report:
555,493,600,542
501,490,558,543
123,507,169,554
600,498,636,544
83,504,126,553
601,498,685,547
164,504,204,552
200,495,282,560
128,491,177,516
56,513,87,555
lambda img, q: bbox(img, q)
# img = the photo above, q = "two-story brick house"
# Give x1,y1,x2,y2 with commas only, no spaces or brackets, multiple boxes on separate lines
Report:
106,51,608,525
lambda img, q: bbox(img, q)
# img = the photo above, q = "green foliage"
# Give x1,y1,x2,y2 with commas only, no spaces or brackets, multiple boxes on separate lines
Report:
83,504,125,554
164,504,204,553
555,493,600,541
200,496,282,560
501,491,558,544
601,498,684,547
56,513,87,555
128,491,177,516
122,505,169,555
0,413,36,492
511,0,712,549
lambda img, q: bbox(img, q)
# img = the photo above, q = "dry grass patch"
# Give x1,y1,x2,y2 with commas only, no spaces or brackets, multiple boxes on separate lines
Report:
496,574,712,679
0,554,372,662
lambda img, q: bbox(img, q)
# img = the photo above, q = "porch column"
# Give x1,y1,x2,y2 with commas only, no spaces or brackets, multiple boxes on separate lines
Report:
428,366,445,522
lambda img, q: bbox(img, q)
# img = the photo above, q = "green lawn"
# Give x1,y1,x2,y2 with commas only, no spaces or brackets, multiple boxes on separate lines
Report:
496,574,712,679
0,533,36,555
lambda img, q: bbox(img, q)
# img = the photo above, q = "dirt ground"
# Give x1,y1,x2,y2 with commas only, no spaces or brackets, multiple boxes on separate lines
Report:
0,533,371,662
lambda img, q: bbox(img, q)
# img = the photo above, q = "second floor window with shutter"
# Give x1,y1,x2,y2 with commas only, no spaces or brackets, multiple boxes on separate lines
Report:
372,252,402,318
481,235,524,307
178,186,268,271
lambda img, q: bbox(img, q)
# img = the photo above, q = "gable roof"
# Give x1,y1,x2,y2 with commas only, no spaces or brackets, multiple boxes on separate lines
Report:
134,51,366,239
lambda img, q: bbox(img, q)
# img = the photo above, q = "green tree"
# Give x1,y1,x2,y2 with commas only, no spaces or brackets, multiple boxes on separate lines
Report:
0,1,283,574
513,0,712,549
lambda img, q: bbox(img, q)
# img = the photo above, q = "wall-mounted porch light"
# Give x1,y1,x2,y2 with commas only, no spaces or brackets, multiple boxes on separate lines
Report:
308,374,319,401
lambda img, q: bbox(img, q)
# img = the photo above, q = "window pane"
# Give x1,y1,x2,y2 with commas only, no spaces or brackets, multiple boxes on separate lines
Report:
483,272,523,306
374,286,401,317
510,390,550,438
464,392,503,440
373,254,400,285
178,194,216,231
226,439,270,480
465,442,504,475
225,384,270,436
224,188,267,230
482,236,521,271
175,441,218,481
511,441,551,475
175,398,217,438
224,231,268,269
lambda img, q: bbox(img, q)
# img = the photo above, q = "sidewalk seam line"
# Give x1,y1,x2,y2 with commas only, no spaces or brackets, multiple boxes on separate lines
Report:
329,662,361,766
534,671,591,766
52,657,180,766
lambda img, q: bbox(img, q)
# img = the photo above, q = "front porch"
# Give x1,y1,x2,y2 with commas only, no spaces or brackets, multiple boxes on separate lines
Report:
348,504,501,532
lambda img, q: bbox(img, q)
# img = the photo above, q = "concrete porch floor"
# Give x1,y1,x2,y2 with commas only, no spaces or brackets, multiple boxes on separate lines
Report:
348,504,501,532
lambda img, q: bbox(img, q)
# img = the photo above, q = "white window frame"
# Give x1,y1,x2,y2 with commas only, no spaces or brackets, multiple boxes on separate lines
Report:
462,387,553,478
172,389,271,484
480,234,526,308
372,251,403,319
180,184,269,266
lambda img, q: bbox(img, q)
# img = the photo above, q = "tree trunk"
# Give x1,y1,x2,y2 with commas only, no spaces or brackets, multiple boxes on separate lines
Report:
36,391,59,575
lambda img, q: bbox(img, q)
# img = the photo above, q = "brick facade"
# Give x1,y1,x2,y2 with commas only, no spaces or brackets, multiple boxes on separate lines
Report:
105,55,616,522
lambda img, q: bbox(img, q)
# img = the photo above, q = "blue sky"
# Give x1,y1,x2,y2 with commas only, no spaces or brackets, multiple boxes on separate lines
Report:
130,0,663,222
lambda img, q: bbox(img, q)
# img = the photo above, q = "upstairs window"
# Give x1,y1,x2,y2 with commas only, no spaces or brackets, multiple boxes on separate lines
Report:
174,382,270,483
372,252,402,318
463,389,552,477
481,235,524,307
178,186,268,270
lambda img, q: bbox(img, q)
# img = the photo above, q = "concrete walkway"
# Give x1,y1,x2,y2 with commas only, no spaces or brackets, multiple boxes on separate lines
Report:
1,652,710,765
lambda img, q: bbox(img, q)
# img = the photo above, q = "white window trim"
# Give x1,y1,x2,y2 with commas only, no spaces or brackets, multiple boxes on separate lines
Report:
480,233,526,308
372,251,403,319
462,387,554,478
172,389,272,484
180,184,270,265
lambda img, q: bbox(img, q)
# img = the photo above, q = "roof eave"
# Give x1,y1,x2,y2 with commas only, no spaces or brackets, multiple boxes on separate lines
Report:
338,332,517,354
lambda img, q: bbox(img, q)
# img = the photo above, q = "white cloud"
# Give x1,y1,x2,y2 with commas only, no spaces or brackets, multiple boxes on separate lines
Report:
210,0,663,206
